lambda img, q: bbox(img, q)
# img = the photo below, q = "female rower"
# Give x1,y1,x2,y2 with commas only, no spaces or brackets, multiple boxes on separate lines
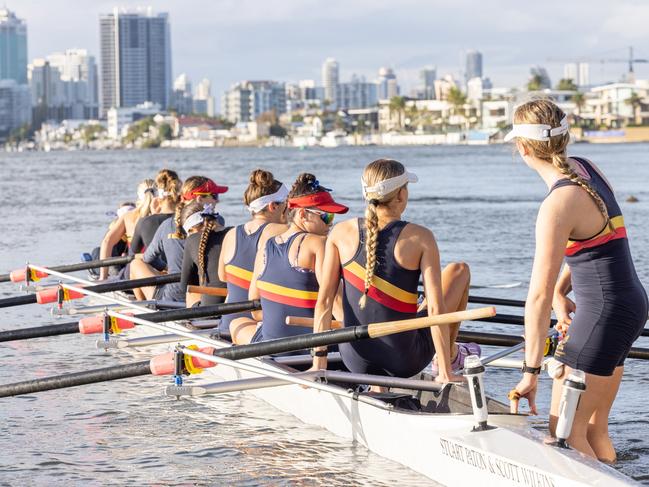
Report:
217,169,289,333
507,99,647,461
130,169,182,254
229,173,348,345
180,200,229,306
129,176,228,302
98,179,156,280
311,159,472,383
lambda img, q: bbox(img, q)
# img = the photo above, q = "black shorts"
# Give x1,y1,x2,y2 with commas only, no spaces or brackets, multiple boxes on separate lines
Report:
554,286,648,376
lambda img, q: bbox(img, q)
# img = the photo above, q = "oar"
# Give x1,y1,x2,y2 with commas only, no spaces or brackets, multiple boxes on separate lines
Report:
456,330,649,361
468,296,525,307
0,300,261,343
0,307,496,397
0,273,181,309
1,256,134,284
187,286,228,297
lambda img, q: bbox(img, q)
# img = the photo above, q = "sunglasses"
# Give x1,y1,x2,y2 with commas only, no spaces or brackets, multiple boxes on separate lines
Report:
306,208,335,225
193,192,219,201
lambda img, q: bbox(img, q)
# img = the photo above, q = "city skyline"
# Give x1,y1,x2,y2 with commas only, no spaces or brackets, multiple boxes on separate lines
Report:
11,0,649,112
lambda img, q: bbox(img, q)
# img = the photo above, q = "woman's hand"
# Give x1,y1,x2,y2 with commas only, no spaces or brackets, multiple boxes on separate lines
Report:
552,293,575,335
509,374,539,415
435,372,466,384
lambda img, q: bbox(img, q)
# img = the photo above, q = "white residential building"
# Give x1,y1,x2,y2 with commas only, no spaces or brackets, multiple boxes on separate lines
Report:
107,101,161,139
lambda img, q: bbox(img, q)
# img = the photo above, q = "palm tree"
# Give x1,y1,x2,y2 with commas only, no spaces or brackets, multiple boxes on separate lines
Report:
388,96,406,131
527,74,544,92
571,92,586,127
556,78,578,91
405,104,419,132
625,92,643,125
447,87,468,130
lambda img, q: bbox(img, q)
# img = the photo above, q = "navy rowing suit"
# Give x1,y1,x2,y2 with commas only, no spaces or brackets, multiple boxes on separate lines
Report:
254,232,317,342
221,223,268,329
340,219,433,377
553,157,648,376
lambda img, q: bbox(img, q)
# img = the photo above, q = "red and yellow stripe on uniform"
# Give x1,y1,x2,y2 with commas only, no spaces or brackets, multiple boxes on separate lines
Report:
565,215,627,257
257,280,318,308
343,261,418,313
225,264,253,290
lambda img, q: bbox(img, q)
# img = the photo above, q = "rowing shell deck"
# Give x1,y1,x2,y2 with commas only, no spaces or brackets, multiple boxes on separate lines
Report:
119,324,635,487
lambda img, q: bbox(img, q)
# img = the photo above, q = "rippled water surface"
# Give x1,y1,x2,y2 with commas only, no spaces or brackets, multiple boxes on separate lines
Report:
1,144,649,485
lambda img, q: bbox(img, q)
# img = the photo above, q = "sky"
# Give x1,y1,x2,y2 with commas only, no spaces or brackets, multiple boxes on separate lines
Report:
12,0,649,111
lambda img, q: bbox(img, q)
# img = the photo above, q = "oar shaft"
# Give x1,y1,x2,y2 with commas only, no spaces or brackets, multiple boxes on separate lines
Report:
468,296,525,308
0,273,181,309
0,300,260,343
0,294,37,309
0,361,151,398
0,256,134,283
0,321,80,342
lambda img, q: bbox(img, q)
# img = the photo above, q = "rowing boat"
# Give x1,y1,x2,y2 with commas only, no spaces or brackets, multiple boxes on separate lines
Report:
6,268,639,486
112,322,633,486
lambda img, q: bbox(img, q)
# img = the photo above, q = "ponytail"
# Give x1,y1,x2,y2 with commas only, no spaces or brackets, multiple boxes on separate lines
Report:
197,218,217,286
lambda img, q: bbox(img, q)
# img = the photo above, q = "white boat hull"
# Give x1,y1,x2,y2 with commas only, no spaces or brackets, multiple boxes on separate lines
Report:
118,326,635,487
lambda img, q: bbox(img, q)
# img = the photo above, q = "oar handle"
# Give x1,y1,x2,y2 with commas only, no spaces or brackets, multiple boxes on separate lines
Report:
187,285,228,297
285,316,343,329
368,306,496,338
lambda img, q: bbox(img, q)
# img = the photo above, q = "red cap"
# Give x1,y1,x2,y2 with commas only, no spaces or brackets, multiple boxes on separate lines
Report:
182,179,229,201
288,191,349,214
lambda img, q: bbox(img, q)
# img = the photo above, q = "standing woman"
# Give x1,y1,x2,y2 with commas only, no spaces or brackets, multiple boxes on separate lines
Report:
229,173,348,344
99,179,156,280
129,176,228,301
130,169,182,254
507,99,647,461
311,159,471,383
217,169,289,333
180,200,229,306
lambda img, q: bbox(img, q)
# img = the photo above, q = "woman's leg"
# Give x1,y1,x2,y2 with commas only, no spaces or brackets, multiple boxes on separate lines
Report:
441,262,471,358
229,317,259,345
129,259,161,300
549,365,621,460
587,366,623,462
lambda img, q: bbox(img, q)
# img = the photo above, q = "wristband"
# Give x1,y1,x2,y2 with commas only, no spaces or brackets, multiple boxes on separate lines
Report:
310,349,328,358
521,361,541,375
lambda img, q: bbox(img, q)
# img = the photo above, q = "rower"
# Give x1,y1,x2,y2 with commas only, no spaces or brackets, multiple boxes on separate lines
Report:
129,176,228,302
130,169,182,255
229,173,348,345
311,159,476,383
98,179,157,281
217,169,289,332
84,201,135,279
180,201,230,307
506,99,648,461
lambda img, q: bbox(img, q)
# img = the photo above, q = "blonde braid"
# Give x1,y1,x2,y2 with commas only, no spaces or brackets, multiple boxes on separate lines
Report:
551,153,609,223
197,218,216,286
171,200,187,239
359,202,380,309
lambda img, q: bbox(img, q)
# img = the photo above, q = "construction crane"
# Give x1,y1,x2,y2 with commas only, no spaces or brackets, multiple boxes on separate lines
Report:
548,46,648,82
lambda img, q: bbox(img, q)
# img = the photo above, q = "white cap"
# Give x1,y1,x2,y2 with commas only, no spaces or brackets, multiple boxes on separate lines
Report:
361,171,418,200
504,115,569,142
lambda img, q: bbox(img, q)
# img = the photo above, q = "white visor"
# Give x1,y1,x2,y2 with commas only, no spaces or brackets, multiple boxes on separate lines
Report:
157,188,170,198
504,115,569,142
247,184,289,213
361,171,418,199
116,205,135,218
182,211,204,234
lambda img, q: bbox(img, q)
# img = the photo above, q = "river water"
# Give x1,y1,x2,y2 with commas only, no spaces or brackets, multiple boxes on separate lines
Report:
0,144,648,485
